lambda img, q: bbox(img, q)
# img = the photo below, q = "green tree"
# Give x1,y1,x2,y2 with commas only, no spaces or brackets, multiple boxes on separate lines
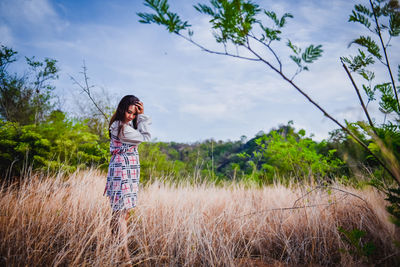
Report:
231,122,343,184
0,45,59,125
256,129,343,182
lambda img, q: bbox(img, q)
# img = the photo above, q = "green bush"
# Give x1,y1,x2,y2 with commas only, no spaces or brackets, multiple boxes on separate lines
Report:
0,111,109,179
236,125,344,185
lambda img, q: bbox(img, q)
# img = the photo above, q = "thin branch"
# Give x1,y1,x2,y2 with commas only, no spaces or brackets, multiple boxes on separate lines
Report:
377,56,388,67
245,43,282,76
369,0,400,110
69,62,109,122
235,202,339,219
327,187,369,204
292,185,369,208
341,60,378,136
290,68,302,81
233,186,369,220
223,42,227,54
385,35,392,49
248,34,282,72
377,251,400,265
177,33,261,62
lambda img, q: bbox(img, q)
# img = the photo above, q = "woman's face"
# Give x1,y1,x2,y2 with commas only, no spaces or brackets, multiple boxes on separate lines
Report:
124,105,137,123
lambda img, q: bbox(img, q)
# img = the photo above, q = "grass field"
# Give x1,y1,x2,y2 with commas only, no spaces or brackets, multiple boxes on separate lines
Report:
0,169,398,266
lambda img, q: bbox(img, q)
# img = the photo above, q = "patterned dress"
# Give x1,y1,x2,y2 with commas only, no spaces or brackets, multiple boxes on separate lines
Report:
104,115,151,211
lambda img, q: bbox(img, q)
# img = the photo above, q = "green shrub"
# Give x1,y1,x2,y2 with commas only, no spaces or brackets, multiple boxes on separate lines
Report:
0,111,109,179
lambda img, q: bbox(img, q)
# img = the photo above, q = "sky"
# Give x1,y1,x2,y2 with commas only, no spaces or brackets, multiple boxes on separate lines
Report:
1,0,399,143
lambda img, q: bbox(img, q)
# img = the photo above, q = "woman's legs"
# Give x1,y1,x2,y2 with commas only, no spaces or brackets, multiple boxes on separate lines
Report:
111,210,131,262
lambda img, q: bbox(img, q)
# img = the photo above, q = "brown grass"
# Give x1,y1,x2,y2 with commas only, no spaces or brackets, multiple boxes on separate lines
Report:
0,169,398,266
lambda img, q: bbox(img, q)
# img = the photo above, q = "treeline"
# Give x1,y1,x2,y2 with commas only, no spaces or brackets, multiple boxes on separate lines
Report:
0,44,396,186
0,115,382,186
139,121,385,186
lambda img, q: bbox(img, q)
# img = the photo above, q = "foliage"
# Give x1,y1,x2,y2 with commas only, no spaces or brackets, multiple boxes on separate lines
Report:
0,44,59,125
385,187,400,226
136,122,346,186
341,0,400,227
138,142,187,184
256,130,342,181
338,226,376,262
138,0,323,80
138,0,191,33
0,111,109,179
343,0,400,122
233,122,343,185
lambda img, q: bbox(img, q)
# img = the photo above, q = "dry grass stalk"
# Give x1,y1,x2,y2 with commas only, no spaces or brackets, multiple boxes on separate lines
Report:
0,169,398,266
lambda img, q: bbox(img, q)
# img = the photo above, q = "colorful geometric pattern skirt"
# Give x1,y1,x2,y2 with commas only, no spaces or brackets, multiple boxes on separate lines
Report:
104,135,140,211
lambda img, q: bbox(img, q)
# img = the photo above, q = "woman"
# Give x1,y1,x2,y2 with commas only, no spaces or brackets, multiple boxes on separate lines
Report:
103,95,151,263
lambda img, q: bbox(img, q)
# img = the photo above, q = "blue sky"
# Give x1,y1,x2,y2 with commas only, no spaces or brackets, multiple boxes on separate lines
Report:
1,0,399,142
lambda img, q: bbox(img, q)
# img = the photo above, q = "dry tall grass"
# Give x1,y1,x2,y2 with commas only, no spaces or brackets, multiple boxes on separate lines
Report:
0,169,398,266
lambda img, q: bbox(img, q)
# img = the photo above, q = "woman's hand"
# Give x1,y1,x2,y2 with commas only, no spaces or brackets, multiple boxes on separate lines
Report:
136,101,144,114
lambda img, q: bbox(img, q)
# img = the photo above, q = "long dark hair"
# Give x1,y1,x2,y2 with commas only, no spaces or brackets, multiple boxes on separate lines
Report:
109,95,140,138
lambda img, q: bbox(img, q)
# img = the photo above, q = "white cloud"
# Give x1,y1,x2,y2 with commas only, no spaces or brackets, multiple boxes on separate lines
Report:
1,0,53,21
0,0,68,34
20,0,57,23
333,105,365,122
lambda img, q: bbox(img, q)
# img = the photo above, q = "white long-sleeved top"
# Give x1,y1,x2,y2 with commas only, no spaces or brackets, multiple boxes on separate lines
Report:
109,114,152,145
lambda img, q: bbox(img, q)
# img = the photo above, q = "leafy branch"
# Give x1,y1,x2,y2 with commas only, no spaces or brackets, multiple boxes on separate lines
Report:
348,0,400,110
137,0,400,184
